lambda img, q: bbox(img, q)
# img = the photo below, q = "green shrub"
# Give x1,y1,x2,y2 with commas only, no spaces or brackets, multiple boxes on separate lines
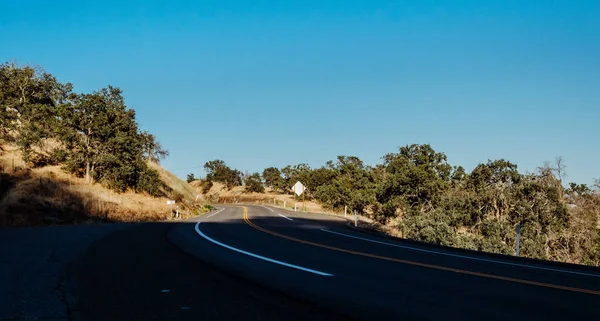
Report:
244,173,265,193
202,180,213,194
136,167,163,197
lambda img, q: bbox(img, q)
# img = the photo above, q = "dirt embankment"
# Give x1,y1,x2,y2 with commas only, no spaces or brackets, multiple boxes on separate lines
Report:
0,146,207,227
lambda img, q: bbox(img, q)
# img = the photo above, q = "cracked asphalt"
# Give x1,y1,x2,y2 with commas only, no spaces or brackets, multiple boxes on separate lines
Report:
0,224,132,320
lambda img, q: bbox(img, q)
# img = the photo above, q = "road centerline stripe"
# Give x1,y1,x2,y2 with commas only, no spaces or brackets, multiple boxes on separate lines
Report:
278,214,293,221
242,207,600,296
194,222,333,276
320,228,600,279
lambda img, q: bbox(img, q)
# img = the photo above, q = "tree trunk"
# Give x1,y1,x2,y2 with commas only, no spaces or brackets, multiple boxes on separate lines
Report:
86,160,90,183
85,128,91,183
90,163,95,184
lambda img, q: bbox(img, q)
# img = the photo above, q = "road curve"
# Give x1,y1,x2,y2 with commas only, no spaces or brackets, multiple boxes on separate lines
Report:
168,205,600,320
78,212,348,321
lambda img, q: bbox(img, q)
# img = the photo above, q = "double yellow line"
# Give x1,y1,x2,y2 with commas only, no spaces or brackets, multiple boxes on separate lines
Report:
242,206,600,296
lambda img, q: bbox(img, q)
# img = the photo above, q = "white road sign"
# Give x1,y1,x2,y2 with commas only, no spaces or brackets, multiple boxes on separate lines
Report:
167,200,176,205
292,181,306,196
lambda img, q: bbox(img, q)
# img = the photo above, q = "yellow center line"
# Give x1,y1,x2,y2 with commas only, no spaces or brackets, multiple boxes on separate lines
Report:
242,207,600,296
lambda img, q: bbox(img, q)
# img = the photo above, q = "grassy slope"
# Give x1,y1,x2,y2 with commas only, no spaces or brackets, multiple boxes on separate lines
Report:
0,145,204,227
148,161,196,200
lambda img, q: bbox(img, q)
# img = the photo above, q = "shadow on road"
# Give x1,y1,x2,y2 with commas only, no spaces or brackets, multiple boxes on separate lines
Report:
77,218,351,321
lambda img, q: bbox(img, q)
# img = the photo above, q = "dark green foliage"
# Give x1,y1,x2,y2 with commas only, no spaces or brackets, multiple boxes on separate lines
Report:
201,179,213,194
0,62,167,196
310,156,376,213
186,173,195,183
0,63,72,161
280,163,312,194
261,145,600,266
140,131,169,163
262,167,284,191
401,212,456,247
137,167,163,197
204,159,242,189
379,144,452,208
567,183,592,198
245,172,265,193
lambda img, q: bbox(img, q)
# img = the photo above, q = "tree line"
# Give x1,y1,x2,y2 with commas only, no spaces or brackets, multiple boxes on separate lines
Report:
198,160,264,193
199,145,600,266
0,62,168,195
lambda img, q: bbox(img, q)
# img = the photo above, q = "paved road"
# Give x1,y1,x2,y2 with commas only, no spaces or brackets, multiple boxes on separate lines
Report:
78,220,348,321
1,216,346,320
170,205,600,320
0,224,132,320
3,205,600,320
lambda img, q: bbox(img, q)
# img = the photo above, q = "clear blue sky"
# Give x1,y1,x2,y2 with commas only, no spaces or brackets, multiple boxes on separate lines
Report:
2,1,599,184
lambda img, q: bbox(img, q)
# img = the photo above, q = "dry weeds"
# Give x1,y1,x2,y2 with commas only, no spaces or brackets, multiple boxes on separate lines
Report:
0,145,206,226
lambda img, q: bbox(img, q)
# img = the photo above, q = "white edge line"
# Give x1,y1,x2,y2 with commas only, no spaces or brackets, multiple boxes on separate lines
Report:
278,214,293,221
261,206,275,212
195,222,333,276
207,208,224,218
320,228,600,278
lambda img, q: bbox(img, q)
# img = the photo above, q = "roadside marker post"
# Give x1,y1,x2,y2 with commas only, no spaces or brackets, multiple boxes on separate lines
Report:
354,210,357,227
284,201,286,209
167,200,176,218
516,223,521,257
344,206,347,218
303,192,306,211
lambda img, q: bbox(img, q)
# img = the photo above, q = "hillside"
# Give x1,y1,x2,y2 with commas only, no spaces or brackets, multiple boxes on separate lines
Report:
0,145,204,227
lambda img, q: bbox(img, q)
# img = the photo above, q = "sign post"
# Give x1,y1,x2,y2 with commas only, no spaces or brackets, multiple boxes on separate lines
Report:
516,223,521,257
167,200,175,218
303,191,306,211
291,181,307,212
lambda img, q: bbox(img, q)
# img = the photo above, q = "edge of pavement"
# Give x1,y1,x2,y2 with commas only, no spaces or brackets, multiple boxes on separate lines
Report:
342,221,600,274
231,202,600,274
165,206,361,321
212,202,600,274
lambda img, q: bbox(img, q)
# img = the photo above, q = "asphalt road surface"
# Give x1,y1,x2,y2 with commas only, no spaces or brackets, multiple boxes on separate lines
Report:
169,205,600,320
3,205,600,320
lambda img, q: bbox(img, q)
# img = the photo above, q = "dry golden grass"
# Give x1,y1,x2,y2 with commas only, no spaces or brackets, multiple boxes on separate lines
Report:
189,180,203,188
0,145,27,173
0,145,206,226
148,161,197,200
